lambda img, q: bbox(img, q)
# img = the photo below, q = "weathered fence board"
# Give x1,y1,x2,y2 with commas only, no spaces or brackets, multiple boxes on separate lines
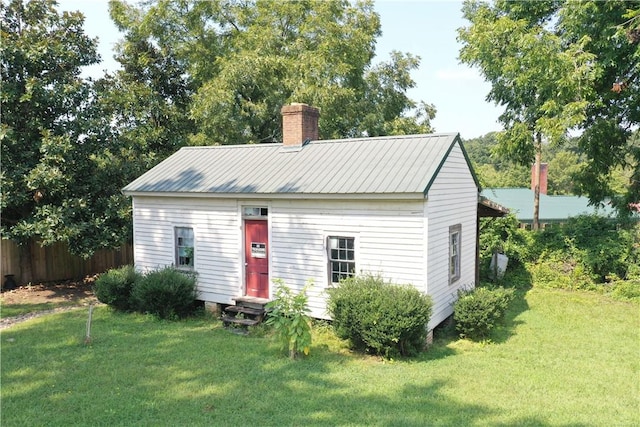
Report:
1,239,133,286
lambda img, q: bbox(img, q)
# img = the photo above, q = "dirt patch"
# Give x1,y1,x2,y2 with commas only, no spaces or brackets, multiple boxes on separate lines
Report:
1,277,98,307
0,277,100,329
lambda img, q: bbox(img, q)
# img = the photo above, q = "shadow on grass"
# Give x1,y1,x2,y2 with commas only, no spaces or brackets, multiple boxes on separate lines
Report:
1,303,573,426
429,264,534,348
0,302,60,318
489,263,533,344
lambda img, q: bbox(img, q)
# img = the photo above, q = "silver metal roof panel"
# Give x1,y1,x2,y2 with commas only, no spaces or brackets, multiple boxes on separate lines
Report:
122,133,473,197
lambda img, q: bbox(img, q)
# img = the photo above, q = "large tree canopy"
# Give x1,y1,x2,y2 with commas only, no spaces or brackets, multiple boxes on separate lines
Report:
459,0,640,215
0,0,134,266
108,0,435,145
2,0,437,264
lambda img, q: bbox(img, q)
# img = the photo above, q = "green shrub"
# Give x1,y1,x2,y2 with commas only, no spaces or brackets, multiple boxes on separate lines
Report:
526,257,595,291
327,274,433,358
453,286,515,340
530,215,637,283
478,214,532,282
610,279,640,302
265,279,312,359
94,265,141,311
131,267,198,319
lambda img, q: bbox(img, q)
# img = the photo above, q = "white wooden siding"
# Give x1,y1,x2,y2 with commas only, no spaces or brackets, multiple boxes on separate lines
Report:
269,199,426,319
425,143,478,329
132,196,242,304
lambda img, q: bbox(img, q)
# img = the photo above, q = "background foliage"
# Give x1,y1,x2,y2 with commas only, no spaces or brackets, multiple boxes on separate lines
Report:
0,0,133,262
478,214,640,298
108,0,435,145
2,0,435,265
460,0,640,213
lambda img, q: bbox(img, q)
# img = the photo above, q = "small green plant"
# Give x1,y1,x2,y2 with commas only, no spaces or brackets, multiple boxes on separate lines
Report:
94,265,142,311
610,279,640,302
265,279,312,359
453,286,514,340
131,267,198,320
327,274,433,358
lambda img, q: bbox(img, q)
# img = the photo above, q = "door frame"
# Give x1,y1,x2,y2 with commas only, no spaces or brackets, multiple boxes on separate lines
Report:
241,205,270,298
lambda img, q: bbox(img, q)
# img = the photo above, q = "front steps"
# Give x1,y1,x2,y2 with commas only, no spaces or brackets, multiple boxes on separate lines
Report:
221,296,269,333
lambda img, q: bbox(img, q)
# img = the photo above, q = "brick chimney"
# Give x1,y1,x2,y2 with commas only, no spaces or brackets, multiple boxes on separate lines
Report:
531,162,548,195
281,103,319,147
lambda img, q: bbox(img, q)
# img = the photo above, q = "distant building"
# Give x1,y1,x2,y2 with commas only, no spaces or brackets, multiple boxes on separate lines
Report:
481,188,616,228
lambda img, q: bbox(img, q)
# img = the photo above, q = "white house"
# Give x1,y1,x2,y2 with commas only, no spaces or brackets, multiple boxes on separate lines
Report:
122,104,481,330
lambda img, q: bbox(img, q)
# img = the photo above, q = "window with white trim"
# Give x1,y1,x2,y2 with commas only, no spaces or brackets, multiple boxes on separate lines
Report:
449,224,461,284
175,227,194,269
328,236,355,283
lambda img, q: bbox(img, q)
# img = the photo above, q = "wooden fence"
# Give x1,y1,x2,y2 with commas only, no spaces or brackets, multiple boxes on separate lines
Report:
1,239,133,286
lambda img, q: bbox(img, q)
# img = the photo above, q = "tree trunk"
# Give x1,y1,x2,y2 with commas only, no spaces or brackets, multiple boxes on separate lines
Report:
532,132,542,231
19,239,34,285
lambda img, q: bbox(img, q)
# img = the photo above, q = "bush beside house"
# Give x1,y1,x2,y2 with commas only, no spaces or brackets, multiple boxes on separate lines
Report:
327,274,433,358
95,266,198,319
94,265,141,312
453,287,515,340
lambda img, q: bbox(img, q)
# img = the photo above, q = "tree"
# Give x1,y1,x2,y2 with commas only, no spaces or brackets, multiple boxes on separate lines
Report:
459,0,597,229
463,133,530,189
108,0,434,146
94,2,196,184
1,0,99,280
459,1,640,218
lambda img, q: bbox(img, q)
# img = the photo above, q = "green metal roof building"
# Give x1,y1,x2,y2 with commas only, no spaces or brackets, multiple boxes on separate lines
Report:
480,188,616,225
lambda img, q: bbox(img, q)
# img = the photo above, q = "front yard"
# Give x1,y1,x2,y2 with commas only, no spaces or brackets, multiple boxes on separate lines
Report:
1,287,638,426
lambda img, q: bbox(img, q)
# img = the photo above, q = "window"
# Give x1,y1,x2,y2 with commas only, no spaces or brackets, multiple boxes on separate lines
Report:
449,224,461,284
175,227,194,269
328,236,355,283
243,207,268,218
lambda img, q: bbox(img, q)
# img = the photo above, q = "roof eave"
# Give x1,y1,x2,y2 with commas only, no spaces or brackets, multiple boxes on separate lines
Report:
122,191,426,201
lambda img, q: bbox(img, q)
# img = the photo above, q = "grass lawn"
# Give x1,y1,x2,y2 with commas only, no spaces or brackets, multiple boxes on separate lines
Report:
1,288,638,426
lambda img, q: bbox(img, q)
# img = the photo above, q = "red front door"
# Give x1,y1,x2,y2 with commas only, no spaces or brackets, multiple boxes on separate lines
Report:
244,219,269,298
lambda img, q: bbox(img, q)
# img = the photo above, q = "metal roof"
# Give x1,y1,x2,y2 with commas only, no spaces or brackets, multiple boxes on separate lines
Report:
122,133,478,197
480,188,616,222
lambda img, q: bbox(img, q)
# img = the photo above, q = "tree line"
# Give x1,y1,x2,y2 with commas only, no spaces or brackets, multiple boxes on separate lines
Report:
1,0,638,271
464,131,638,197
459,0,639,227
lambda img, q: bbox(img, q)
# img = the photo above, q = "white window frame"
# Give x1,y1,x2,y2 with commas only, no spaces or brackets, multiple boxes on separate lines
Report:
242,206,269,219
449,224,461,284
327,235,356,284
175,226,195,270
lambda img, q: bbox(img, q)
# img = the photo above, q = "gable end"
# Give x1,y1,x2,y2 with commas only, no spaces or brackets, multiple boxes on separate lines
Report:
422,134,480,196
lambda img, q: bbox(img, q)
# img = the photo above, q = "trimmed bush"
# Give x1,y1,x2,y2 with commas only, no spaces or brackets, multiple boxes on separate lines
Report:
327,274,433,358
131,267,198,319
453,286,514,340
94,265,141,311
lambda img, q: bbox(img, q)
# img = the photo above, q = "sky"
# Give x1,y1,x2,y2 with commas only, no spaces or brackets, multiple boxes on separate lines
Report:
57,0,503,140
